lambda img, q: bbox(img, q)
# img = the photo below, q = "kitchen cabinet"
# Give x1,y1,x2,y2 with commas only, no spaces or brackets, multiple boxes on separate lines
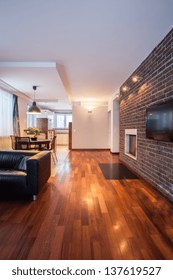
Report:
56,133,68,145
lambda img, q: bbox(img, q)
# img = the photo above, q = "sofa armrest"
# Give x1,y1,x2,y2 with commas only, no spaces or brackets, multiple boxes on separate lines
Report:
27,151,51,196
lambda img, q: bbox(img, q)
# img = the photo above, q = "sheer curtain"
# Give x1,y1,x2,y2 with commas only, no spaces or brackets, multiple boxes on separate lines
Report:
13,95,20,136
0,89,13,149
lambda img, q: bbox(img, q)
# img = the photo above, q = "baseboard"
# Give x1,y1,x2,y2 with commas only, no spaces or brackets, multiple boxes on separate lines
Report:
110,151,119,155
71,148,110,151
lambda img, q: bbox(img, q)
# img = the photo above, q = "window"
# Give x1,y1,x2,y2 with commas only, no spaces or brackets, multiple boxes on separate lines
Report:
55,113,72,129
27,111,55,130
27,110,72,130
27,108,37,128
0,90,13,136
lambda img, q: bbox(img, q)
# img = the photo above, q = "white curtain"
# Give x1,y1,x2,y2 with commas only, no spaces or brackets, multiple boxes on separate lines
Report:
0,89,13,136
0,89,13,150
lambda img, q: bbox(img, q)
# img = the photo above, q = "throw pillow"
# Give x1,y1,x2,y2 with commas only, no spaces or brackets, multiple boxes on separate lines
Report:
16,156,31,171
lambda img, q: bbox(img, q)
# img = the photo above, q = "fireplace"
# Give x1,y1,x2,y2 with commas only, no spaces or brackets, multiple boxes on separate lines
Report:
125,129,137,160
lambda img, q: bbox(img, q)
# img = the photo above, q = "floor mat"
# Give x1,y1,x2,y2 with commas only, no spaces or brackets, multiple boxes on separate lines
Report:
99,163,139,180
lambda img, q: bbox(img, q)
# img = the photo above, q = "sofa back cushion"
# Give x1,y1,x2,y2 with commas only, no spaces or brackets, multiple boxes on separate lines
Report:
0,152,24,169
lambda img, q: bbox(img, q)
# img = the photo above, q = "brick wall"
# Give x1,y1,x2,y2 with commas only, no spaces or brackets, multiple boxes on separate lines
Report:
119,28,173,201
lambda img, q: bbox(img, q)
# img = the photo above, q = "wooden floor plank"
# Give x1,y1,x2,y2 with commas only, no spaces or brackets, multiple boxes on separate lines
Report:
0,150,173,260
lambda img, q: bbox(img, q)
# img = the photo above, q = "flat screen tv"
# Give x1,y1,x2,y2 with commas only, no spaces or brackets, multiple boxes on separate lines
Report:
146,99,173,142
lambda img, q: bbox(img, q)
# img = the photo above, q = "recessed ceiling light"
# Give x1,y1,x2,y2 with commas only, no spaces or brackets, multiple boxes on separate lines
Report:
122,86,129,92
132,75,140,83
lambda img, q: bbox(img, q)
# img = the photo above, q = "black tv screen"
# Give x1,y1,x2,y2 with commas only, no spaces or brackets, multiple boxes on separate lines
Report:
146,99,173,142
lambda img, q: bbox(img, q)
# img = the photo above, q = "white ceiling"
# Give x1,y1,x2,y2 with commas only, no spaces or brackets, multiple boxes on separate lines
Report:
0,0,173,111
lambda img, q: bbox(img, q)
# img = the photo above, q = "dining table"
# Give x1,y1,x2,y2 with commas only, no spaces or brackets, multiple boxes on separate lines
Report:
30,139,50,150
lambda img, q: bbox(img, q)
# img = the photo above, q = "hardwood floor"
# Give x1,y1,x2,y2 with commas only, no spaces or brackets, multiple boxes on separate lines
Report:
0,150,173,260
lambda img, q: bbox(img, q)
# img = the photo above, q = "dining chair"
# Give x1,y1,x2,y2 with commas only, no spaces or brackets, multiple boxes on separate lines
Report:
10,135,17,150
50,135,58,163
15,137,31,150
40,135,57,163
48,129,56,140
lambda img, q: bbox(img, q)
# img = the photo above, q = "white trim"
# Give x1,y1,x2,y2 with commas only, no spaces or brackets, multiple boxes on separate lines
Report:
0,61,56,68
125,129,137,160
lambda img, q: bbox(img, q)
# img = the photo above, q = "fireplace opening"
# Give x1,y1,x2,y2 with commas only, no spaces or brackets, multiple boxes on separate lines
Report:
129,135,136,157
125,129,137,160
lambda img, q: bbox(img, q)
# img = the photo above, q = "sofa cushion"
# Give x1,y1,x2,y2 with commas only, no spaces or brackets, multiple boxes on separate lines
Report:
0,169,28,197
0,153,24,169
0,169,26,176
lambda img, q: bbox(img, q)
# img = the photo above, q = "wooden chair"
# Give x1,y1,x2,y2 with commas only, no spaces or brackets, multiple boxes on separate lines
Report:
40,135,57,163
10,135,17,150
15,137,31,150
47,129,56,140
50,135,58,163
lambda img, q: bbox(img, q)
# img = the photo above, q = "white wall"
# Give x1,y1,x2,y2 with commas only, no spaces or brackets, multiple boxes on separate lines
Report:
72,105,109,149
108,111,111,148
18,97,28,136
108,96,119,153
110,99,119,153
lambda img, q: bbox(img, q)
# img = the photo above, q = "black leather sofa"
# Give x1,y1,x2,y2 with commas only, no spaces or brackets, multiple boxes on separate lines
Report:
0,150,51,200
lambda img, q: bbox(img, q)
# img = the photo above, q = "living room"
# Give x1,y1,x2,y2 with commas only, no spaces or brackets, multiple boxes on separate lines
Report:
0,0,173,274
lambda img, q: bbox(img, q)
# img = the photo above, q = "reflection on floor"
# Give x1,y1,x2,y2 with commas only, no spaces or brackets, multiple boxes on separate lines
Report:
51,145,69,177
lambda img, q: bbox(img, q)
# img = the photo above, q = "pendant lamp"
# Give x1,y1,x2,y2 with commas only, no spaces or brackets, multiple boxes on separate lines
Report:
27,86,41,114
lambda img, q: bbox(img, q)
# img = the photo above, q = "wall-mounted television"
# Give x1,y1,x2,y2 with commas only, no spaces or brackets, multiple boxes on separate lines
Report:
146,99,173,142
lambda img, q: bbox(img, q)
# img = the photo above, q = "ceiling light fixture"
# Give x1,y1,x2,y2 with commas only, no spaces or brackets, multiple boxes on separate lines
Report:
27,86,41,114
131,75,141,83
82,103,96,113
122,86,129,92
114,93,120,100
